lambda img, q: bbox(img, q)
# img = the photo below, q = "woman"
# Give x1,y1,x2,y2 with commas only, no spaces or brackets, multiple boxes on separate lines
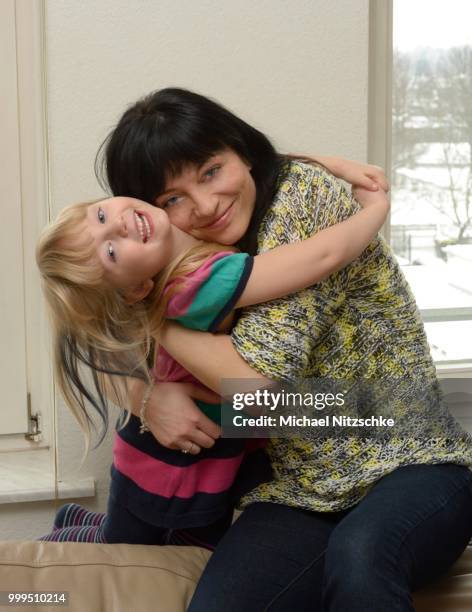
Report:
97,88,472,611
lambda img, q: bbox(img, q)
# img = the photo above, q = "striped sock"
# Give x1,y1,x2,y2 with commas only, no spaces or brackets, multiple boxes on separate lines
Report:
53,503,106,530
39,524,107,543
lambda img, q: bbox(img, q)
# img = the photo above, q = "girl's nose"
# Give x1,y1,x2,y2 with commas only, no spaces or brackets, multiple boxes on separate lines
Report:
111,215,128,238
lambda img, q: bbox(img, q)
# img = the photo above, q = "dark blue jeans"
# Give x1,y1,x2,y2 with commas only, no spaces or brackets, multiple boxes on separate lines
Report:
188,464,472,611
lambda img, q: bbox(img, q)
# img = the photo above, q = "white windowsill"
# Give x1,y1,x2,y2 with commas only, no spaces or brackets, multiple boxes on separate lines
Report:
437,363,472,377
0,448,95,505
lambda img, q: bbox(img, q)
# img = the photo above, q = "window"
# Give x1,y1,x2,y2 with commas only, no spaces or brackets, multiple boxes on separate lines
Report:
0,0,29,436
370,0,472,368
0,2,96,507
0,0,53,446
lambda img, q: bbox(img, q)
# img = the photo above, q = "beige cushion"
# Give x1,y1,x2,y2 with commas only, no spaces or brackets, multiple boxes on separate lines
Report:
0,541,470,611
0,541,211,612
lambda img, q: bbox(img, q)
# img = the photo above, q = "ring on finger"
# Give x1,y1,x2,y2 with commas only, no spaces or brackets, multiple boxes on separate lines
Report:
181,441,194,454
189,441,201,454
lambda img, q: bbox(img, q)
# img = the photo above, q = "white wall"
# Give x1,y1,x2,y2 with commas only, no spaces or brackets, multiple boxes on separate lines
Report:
0,0,370,538
47,0,369,205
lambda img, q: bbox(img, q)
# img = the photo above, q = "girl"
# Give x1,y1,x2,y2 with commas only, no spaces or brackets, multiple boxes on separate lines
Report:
37,181,388,547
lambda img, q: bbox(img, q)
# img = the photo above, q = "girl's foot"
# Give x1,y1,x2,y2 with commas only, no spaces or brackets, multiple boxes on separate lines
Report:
39,524,106,543
53,503,106,530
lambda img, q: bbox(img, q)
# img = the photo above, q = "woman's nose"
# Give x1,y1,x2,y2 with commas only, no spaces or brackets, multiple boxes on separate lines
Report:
191,193,219,219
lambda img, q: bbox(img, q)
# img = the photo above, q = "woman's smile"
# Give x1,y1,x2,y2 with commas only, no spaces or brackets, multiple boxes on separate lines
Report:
198,200,236,232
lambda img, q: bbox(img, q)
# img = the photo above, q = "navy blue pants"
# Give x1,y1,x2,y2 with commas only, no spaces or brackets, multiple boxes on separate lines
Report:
40,496,233,550
188,463,472,611
102,495,233,549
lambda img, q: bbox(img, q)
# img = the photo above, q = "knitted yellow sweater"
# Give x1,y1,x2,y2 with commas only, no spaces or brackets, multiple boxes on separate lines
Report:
232,161,472,512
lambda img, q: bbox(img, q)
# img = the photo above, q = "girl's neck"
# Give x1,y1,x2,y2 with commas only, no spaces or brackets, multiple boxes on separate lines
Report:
169,225,202,259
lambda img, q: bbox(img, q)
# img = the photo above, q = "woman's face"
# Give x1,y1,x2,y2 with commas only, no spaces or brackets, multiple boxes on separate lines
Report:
154,149,256,245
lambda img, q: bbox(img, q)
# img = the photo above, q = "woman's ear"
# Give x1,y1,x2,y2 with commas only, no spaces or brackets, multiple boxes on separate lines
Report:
125,279,154,305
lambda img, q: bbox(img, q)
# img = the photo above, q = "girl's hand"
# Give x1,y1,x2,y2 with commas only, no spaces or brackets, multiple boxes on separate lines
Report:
292,154,390,192
335,158,389,192
352,184,390,211
144,382,221,454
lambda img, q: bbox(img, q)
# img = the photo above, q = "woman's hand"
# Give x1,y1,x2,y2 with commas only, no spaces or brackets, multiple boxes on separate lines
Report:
144,382,221,454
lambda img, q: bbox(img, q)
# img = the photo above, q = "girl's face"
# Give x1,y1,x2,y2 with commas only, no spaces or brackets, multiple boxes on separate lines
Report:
85,196,172,295
154,149,256,245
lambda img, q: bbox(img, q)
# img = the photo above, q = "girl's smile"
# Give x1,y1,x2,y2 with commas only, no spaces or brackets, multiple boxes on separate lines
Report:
133,210,154,242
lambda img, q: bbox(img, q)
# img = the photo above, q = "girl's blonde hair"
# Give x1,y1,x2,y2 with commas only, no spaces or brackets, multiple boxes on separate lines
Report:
36,200,228,452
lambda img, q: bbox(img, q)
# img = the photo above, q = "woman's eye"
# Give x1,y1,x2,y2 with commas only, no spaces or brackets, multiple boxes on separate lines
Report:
163,195,182,208
98,207,106,224
204,165,220,179
107,243,115,261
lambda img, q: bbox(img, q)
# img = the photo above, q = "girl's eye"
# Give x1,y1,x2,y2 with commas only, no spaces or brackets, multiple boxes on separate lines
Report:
107,242,115,261
204,165,220,179
98,207,106,224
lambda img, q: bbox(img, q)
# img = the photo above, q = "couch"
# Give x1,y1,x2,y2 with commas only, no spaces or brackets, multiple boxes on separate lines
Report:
0,541,470,611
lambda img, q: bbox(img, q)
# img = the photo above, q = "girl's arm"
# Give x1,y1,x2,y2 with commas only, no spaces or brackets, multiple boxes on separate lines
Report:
237,185,389,308
289,155,390,192
160,187,389,393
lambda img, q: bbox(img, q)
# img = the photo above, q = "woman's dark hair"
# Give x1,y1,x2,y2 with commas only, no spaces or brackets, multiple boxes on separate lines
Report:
95,88,284,254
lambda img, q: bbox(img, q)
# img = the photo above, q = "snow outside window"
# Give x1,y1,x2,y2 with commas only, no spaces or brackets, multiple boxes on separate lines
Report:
392,0,472,365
